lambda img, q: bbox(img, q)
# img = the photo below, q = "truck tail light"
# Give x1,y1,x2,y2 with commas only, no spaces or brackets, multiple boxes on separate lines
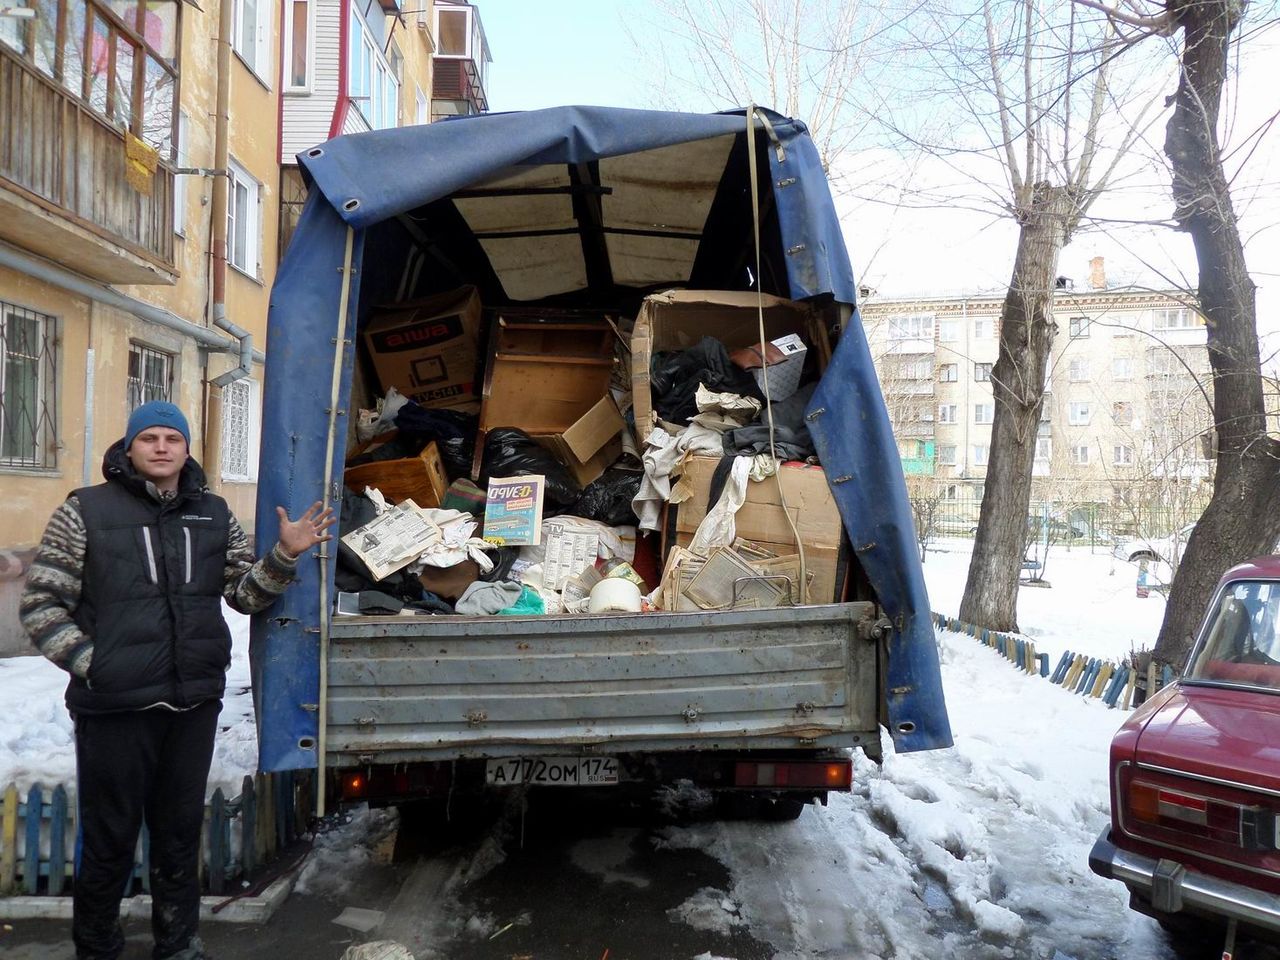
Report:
341,772,367,799
1128,776,1276,850
734,760,852,790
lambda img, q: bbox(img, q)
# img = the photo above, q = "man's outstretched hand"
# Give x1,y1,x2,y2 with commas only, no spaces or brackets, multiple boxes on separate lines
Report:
277,502,337,559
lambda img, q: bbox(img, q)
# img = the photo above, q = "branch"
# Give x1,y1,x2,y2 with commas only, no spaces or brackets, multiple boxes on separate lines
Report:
1071,0,1176,36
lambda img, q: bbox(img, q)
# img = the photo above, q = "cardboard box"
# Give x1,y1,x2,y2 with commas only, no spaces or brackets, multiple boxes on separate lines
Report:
343,440,449,507
363,286,482,412
531,395,626,486
665,457,844,603
630,290,828,443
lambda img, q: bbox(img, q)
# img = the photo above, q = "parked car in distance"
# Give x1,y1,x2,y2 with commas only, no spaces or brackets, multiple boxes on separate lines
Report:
1113,523,1197,565
1090,557,1280,951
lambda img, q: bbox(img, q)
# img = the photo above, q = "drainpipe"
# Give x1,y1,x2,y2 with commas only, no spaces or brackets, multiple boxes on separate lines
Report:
208,0,250,393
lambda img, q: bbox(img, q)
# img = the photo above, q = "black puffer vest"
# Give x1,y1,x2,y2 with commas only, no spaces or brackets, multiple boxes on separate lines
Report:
66,442,232,714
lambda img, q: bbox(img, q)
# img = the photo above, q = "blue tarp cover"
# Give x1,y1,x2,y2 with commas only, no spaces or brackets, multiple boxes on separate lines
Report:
253,105,951,773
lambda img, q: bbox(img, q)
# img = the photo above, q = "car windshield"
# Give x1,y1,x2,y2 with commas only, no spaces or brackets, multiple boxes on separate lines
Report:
1187,581,1280,691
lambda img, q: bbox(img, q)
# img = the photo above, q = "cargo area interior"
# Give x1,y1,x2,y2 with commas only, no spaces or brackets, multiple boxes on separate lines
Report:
328,129,873,622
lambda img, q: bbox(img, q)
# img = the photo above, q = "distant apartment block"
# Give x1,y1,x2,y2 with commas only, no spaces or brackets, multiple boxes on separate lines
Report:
861,258,1214,506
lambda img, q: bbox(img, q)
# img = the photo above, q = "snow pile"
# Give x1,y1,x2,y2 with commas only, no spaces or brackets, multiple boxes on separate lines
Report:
295,804,400,898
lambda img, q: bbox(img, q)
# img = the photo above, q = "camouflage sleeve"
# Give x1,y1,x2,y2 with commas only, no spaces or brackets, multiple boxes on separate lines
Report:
223,514,299,615
20,497,94,678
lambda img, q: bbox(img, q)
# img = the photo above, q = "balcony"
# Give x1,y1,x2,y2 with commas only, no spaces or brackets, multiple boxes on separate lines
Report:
431,57,487,116
0,46,175,284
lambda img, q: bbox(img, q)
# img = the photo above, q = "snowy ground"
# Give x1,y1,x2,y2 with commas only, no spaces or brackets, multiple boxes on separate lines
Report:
1,545,1183,957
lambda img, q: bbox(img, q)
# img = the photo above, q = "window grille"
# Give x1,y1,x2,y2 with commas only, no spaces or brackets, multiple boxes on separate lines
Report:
0,301,59,469
128,343,174,411
221,378,254,480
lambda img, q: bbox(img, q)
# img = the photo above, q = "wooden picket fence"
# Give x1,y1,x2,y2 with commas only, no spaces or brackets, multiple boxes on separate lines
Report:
0,770,313,898
932,612,1175,710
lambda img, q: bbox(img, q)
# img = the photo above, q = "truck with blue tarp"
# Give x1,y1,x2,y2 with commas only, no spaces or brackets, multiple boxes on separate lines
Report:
252,105,951,816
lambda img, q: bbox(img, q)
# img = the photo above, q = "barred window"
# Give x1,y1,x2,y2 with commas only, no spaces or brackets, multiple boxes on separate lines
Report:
128,343,174,411
1,301,58,468
220,377,259,481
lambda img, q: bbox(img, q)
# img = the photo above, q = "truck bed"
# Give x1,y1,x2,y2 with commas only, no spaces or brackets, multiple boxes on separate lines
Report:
325,602,880,766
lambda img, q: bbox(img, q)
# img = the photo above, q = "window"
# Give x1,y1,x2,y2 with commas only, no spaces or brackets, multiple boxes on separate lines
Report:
1068,402,1090,425
1113,444,1134,466
939,363,958,382
938,445,957,466
899,358,930,380
938,404,957,424
3,0,181,157
283,0,311,89
416,85,428,125
973,318,993,339
938,320,959,342
888,313,933,340
974,362,992,382
1068,316,1090,338
220,378,261,481
974,403,993,424
1112,357,1133,380
1112,401,1133,426
1153,307,1199,330
1069,359,1089,382
1071,444,1091,465
348,8,401,130
127,343,173,411
234,0,270,79
972,445,989,466
226,160,261,276
1,302,58,469
1035,437,1051,460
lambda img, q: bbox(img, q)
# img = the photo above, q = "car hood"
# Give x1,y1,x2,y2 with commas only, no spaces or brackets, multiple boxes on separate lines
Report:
1135,684,1280,792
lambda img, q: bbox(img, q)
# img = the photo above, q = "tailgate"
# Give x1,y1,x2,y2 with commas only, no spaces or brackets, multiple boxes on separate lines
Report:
325,602,879,765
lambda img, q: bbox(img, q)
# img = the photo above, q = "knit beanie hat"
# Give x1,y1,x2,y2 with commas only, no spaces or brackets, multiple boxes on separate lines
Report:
125,400,191,450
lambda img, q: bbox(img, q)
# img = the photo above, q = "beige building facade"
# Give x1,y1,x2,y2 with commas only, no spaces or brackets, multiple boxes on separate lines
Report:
862,259,1214,518
0,0,476,653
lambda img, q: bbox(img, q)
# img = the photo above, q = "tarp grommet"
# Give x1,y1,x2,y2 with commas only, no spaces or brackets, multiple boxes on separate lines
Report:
307,147,324,158
343,198,361,212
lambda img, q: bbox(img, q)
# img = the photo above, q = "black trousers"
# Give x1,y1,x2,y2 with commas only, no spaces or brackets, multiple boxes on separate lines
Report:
72,700,221,960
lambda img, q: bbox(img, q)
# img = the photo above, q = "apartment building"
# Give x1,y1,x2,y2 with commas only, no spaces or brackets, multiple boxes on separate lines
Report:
862,258,1214,510
0,0,486,653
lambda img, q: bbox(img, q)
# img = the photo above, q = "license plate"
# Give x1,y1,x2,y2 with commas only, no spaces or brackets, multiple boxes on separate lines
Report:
485,756,619,787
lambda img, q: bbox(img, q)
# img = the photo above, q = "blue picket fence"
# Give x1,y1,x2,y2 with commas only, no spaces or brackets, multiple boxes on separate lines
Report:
932,612,1173,710
0,770,313,897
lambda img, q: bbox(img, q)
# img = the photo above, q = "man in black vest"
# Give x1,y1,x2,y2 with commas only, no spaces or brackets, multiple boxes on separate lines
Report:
20,400,335,960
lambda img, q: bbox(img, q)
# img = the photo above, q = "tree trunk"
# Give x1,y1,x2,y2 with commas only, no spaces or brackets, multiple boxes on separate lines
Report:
959,183,1072,632
1152,0,1280,668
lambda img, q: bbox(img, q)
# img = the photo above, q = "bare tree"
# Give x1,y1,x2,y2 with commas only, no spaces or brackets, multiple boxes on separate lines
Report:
912,0,1162,632
906,474,947,562
1072,0,1280,668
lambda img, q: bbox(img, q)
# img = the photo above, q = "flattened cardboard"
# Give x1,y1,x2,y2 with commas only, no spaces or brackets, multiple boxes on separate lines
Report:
561,395,625,462
363,286,482,412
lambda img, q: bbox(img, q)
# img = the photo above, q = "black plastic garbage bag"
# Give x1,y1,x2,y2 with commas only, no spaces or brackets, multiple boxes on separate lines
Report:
393,403,477,480
480,427,581,509
573,468,642,526
650,337,765,425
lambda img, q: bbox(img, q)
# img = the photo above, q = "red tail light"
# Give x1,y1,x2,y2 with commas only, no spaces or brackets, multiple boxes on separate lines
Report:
734,760,852,790
1126,775,1276,850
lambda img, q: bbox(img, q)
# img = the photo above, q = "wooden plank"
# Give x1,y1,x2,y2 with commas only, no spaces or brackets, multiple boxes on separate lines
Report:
241,775,256,878
1,782,17,893
1123,667,1138,710
49,785,67,896
23,784,42,894
1091,664,1114,698
275,771,292,846
260,773,277,861
208,789,226,895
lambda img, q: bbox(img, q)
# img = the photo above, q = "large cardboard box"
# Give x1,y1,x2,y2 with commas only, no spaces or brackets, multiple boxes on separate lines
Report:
665,456,844,604
630,290,829,443
530,395,626,486
363,286,482,412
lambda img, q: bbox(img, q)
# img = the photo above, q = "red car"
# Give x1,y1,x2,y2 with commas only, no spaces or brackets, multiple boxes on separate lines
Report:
1091,557,1280,955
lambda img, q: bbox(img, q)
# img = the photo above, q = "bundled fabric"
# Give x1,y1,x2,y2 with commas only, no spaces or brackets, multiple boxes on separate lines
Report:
650,337,764,425
480,427,581,510
393,403,477,479
722,383,818,461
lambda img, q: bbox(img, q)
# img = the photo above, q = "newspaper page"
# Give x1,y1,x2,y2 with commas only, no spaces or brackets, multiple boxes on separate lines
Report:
341,500,442,581
685,546,786,611
483,474,546,546
543,529,600,592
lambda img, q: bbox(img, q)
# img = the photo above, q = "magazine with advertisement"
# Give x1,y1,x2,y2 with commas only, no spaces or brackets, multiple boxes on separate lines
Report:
340,499,442,580
482,474,546,547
